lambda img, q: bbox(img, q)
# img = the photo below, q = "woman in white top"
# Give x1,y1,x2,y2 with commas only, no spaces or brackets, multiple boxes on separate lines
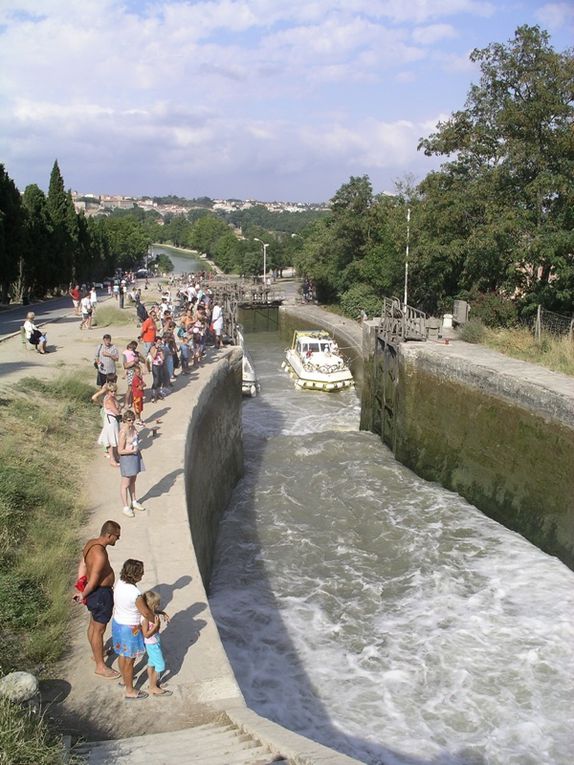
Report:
112,559,155,700
22,312,47,353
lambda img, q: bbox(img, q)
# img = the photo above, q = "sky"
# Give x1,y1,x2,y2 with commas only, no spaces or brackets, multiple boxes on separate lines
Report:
0,1,572,202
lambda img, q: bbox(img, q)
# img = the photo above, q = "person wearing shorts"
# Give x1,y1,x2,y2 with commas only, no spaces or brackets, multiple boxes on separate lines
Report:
85,587,114,625
78,521,121,679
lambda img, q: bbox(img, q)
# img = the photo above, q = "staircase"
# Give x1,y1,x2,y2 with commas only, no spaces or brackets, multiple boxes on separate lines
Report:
75,716,288,765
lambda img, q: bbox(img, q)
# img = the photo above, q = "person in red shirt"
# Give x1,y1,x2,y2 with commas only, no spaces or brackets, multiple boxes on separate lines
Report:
131,365,146,426
139,310,157,355
69,284,81,315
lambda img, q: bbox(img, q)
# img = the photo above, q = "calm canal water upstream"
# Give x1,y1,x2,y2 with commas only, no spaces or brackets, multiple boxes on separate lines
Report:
209,328,574,765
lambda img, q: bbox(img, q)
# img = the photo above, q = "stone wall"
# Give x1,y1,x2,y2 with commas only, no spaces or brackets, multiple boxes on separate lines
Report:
184,347,244,589
394,345,574,568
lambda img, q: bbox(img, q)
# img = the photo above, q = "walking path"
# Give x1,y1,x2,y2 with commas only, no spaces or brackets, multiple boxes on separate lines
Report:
0,296,361,764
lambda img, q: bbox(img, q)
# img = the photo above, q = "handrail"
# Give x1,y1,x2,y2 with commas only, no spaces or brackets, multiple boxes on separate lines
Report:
379,296,427,345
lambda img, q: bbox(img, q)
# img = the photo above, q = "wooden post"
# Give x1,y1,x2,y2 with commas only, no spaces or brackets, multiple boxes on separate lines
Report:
535,305,542,343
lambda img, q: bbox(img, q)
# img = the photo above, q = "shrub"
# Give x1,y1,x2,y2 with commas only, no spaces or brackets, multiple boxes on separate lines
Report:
459,318,486,343
340,283,382,319
466,292,518,328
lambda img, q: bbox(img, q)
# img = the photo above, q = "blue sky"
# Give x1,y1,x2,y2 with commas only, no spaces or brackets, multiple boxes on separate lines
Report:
0,1,572,202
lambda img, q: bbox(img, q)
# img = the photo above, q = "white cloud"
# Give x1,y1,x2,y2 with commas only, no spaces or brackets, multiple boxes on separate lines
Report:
412,23,458,45
0,0,497,198
535,3,574,31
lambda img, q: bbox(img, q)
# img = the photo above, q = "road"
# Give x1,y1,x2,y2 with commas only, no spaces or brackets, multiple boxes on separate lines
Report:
0,292,109,342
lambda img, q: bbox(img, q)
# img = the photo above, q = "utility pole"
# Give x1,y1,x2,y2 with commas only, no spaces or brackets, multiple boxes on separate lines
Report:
403,207,411,308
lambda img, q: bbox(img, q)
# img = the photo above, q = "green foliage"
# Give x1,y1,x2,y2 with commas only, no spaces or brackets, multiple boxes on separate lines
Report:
464,292,518,328
223,204,328,235
459,319,486,343
417,25,574,313
0,698,73,765
340,283,382,319
154,253,174,273
0,164,27,303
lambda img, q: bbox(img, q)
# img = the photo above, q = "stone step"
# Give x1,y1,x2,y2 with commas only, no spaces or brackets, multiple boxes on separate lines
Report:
75,718,287,765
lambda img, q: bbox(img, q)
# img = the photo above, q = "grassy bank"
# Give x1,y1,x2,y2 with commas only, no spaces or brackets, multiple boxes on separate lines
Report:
459,323,574,376
0,373,97,763
93,304,137,328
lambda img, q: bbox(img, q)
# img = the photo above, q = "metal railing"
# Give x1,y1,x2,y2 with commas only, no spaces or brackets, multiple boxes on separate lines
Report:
379,296,427,345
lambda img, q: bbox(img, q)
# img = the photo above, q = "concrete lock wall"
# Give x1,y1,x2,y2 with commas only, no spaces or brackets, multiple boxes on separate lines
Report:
360,324,574,571
394,346,574,570
184,347,244,590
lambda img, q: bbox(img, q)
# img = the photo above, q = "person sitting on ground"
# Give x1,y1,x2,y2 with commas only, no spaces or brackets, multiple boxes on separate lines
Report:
23,312,47,353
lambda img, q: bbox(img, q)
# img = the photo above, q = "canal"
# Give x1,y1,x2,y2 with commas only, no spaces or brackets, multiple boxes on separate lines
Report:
209,328,574,765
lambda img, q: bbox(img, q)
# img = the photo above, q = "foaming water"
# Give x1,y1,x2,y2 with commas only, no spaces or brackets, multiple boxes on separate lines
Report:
210,331,574,765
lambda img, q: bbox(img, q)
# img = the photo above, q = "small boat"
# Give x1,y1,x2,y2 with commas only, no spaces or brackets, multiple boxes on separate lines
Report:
282,330,354,392
242,352,259,397
237,328,260,397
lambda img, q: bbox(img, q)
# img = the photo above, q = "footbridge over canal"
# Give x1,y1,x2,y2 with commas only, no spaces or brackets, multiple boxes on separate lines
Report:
211,279,286,342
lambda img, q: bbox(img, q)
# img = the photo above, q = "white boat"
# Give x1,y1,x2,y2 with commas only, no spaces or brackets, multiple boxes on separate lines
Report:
282,330,354,392
237,328,260,397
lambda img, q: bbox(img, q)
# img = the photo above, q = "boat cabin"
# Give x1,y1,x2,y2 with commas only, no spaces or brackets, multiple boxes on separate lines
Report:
293,331,337,356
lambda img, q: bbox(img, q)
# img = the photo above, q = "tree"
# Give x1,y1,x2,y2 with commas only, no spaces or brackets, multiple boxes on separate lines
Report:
46,160,77,286
189,215,231,255
21,184,52,299
0,165,26,302
418,25,574,312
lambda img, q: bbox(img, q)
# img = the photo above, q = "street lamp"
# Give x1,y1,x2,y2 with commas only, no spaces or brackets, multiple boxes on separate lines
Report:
253,238,269,284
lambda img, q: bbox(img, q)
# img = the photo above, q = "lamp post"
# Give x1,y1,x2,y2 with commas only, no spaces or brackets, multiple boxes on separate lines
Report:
403,207,411,308
253,237,269,284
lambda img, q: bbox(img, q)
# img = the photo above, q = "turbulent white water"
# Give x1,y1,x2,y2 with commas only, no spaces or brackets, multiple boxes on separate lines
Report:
209,331,574,765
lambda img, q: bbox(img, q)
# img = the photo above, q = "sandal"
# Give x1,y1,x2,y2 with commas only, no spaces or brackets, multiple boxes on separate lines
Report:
125,691,148,701
151,688,173,697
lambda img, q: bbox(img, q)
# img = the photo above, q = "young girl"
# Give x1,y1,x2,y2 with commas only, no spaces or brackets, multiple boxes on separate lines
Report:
118,411,145,518
148,341,165,403
95,383,121,466
141,591,172,696
131,365,145,426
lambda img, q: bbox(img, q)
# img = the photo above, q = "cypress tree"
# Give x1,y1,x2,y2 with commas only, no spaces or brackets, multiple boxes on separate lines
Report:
0,164,26,303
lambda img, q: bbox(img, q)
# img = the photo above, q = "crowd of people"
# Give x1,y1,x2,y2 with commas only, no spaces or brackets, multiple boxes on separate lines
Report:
74,276,223,699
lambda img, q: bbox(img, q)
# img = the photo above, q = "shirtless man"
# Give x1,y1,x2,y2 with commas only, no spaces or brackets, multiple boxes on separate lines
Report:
78,520,121,679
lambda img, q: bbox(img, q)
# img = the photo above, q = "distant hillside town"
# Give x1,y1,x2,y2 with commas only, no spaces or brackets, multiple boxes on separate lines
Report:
70,192,329,218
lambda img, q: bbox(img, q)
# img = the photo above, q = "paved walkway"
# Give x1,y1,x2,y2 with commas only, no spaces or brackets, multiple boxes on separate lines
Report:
0,294,361,764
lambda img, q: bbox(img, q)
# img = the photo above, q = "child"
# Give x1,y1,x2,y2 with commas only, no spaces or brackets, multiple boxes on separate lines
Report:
179,335,191,374
191,324,203,366
131,365,145,426
141,591,172,696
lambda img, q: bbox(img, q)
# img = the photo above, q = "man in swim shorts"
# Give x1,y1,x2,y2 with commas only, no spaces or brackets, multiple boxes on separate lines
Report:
80,520,121,679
